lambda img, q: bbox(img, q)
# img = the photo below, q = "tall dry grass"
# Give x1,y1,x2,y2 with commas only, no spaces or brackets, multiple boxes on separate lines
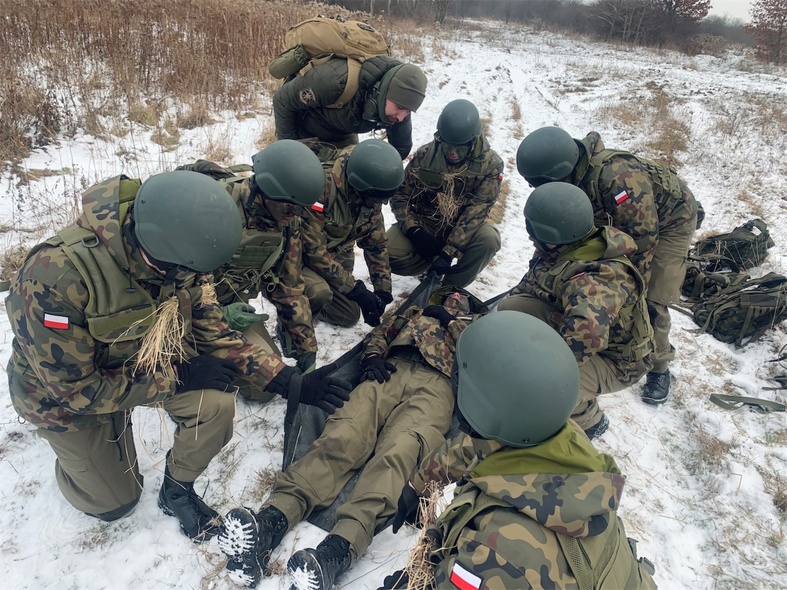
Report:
0,0,399,163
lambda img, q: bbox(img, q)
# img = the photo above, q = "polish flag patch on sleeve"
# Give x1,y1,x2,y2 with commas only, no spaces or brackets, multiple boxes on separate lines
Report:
311,202,325,213
43,313,70,330
613,190,630,204
450,562,482,590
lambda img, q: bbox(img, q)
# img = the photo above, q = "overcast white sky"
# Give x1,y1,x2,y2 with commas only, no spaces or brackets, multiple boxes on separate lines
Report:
709,0,752,21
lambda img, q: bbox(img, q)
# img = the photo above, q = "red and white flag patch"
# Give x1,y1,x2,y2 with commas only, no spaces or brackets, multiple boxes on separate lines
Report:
44,313,69,330
450,562,482,590
311,202,325,213
613,190,629,204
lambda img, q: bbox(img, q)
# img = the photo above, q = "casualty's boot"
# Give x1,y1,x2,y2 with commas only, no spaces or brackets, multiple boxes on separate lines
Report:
218,506,289,588
158,467,221,542
287,534,352,590
642,370,671,405
583,413,609,441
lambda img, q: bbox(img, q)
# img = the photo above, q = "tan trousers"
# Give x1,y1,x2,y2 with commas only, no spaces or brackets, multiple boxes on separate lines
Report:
38,388,235,520
266,358,454,560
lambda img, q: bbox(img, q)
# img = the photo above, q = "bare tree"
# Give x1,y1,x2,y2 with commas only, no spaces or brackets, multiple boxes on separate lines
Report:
747,0,787,64
432,0,454,24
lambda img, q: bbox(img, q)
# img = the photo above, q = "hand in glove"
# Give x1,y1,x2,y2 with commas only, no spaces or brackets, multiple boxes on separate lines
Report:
346,280,383,327
391,483,420,533
221,302,268,332
422,304,455,328
361,355,398,383
174,355,238,393
267,363,353,414
378,570,410,590
405,227,441,259
375,290,393,316
428,253,453,275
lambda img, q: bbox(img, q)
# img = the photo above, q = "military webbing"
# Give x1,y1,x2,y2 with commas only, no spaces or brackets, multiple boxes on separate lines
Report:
583,149,683,221
300,56,363,109
709,394,786,413
55,224,157,343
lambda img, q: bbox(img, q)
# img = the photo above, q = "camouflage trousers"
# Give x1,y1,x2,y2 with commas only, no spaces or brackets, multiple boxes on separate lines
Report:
302,266,362,328
386,223,500,289
236,321,279,404
38,388,235,520
265,358,453,560
648,187,698,372
497,294,650,430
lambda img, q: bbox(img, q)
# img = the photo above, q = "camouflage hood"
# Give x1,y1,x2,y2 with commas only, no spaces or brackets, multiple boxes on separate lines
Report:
467,423,625,538
75,175,140,272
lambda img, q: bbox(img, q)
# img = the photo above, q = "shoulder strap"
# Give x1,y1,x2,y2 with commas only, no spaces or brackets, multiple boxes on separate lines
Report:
327,58,363,109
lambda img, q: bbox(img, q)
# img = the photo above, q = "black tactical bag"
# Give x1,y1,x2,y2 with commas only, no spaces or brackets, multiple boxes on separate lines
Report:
690,218,774,272
692,272,787,347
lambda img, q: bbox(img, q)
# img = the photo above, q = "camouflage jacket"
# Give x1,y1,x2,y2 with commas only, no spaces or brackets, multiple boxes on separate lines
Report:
511,227,653,381
411,423,654,589
390,136,503,260
362,294,482,378
571,131,698,284
214,176,317,356
301,146,392,295
5,176,288,432
273,56,413,159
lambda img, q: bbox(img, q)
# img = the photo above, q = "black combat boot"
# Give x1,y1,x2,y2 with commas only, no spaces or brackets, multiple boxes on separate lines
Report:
218,506,289,588
642,370,671,405
287,534,352,590
583,413,610,441
158,467,220,541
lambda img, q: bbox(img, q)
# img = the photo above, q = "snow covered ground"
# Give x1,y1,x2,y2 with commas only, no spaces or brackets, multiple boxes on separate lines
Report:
1,18,786,590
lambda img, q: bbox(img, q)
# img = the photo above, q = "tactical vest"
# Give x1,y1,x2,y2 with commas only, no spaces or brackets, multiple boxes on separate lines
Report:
430,485,648,590
416,136,487,194
20,176,199,346
583,149,683,223
215,178,287,303
535,245,653,363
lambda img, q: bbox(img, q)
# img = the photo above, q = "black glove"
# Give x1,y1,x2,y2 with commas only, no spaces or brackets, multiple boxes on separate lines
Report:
288,363,352,414
378,570,410,590
174,355,238,393
428,253,453,275
391,484,420,533
346,280,383,327
375,290,393,315
422,304,455,328
405,227,441,259
361,355,398,383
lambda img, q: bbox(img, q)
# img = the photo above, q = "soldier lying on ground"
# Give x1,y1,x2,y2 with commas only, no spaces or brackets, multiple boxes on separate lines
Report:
382,312,657,590
499,182,654,439
5,170,351,543
216,286,488,590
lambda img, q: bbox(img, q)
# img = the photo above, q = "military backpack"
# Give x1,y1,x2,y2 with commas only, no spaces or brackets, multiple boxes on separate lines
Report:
690,218,774,272
268,16,389,109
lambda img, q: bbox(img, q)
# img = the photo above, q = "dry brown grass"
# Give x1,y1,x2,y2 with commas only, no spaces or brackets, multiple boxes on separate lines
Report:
0,244,31,282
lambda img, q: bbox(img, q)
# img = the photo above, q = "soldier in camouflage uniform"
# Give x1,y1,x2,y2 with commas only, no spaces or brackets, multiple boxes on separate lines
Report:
498,183,654,438
517,127,699,405
388,100,504,289
384,312,657,590
300,139,403,329
181,141,326,374
5,170,350,541
217,287,488,589
273,58,427,159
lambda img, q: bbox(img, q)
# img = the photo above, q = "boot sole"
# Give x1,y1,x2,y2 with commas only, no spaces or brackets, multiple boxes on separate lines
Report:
288,550,327,590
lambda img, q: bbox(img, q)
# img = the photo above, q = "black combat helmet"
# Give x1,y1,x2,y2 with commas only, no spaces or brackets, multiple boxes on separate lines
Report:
436,99,482,145
455,311,579,447
524,182,594,247
134,170,242,273
516,126,579,187
346,139,405,201
252,140,325,206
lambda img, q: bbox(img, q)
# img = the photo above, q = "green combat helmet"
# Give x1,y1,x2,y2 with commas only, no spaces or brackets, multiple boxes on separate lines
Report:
524,182,593,248
516,126,579,187
252,139,325,206
346,139,405,201
436,99,482,145
455,311,579,447
134,170,242,272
